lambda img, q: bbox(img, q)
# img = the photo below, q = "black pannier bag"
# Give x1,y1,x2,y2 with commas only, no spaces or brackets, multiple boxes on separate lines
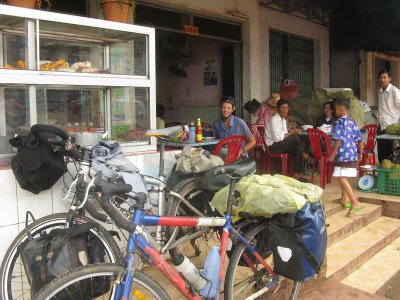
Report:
18,223,111,298
269,201,327,282
9,124,68,194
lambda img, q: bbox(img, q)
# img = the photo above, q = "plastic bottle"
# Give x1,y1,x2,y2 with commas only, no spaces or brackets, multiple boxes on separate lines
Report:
200,246,220,298
195,118,202,142
81,122,87,132
87,122,95,133
173,254,207,291
147,186,159,215
73,122,80,133
189,122,196,144
65,123,73,134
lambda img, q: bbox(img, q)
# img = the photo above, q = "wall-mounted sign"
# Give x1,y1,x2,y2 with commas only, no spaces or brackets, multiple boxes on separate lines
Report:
203,59,217,86
184,25,199,35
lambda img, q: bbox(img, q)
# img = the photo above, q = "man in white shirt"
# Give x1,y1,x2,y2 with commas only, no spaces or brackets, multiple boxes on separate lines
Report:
377,69,400,162
265,99,308,182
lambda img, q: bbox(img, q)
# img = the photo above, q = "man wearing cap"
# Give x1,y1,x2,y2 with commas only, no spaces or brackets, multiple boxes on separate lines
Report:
213,96,256,159
265,99,309,182
244,94,279,125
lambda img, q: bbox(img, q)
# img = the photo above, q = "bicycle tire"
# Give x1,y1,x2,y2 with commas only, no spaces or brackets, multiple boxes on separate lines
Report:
165,176,216,268
224,221,276,300
32,263,170,300
0,213,122,300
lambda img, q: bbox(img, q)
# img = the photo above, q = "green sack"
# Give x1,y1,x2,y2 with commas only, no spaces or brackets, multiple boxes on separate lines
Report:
211,174,323,222
309,88,365,128
287,96,312,126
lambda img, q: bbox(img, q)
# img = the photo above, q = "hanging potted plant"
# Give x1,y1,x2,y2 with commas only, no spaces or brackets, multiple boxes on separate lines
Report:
7,0,51,9
98,0,135,23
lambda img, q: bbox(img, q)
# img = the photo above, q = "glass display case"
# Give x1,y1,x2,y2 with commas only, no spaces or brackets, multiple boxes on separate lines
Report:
0,4,156,157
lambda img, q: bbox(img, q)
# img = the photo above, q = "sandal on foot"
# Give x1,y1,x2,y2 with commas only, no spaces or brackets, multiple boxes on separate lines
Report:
332,199,351,208
343,202,351,208
345,205,366,217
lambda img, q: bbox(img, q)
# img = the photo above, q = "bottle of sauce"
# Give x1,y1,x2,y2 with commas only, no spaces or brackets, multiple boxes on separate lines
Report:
195,118,202,142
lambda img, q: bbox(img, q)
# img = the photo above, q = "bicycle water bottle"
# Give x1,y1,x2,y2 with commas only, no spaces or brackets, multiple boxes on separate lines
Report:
173,254,207,291
200,246,220,298
189,122,196,144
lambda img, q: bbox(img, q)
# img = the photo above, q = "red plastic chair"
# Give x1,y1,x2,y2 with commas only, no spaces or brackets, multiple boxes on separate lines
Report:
249,124,266,172
306,128,333,189
214,135,245,164
359,124,378,176
260,131,293,176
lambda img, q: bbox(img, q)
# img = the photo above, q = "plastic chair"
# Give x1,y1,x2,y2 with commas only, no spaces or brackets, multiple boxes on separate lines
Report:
249,124,266,172
359,124,378,176
259,131,293,176
214,135,245,164
306,128,333,189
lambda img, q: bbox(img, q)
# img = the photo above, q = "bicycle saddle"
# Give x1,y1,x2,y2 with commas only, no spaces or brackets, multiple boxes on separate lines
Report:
213,159,256,177
145,126,183,138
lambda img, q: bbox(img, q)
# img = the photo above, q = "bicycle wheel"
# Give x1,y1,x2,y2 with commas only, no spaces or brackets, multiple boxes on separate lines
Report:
224,221,275,300
32,263,170,300
165,177,216,268
0,213,122,300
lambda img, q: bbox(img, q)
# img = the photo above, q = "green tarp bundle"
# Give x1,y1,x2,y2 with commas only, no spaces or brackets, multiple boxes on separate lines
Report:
309,88,365,128
211,174,323,222
287,96,312,126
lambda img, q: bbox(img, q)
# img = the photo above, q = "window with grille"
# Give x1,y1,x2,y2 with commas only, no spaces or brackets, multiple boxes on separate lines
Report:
269,31,314,97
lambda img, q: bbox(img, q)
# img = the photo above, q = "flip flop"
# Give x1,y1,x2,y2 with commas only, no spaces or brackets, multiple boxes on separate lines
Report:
332,199,351,208
345,205,366,217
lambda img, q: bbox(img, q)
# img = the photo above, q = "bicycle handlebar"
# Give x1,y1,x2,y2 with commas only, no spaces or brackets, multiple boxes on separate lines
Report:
93,172,132,195
48,136,88,160
92,172,149,233
73,175,110,223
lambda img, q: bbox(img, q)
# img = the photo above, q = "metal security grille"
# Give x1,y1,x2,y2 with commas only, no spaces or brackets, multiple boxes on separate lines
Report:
269,31,283,95
269,31,314,97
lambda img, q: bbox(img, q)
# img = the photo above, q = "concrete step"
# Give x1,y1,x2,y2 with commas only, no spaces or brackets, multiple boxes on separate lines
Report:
326,216,400,282
299,281,387,300
323,200,343,217
341,236,400,298
326,203,382,247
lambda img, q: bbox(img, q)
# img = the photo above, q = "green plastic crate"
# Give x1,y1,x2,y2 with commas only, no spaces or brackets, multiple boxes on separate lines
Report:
377,168,400,196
